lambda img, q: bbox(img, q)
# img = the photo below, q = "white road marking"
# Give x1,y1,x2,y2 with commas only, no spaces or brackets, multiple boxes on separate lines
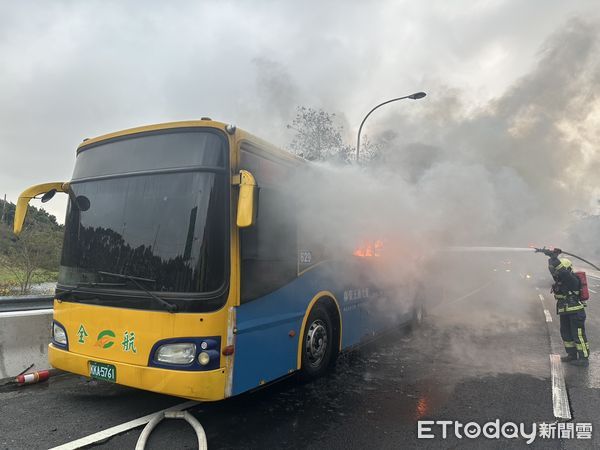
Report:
535,287,540,291
549,354,572,420
589,289,597,294
49,400,198,450
0,309,52,318
538,294,546,309
538,292,571,420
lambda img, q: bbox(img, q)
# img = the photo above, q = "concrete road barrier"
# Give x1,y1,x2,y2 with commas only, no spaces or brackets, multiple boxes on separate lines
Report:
0,309,53,379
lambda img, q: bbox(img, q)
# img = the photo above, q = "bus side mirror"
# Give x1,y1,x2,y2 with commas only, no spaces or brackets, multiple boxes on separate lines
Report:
14,182,68,234
236,170,258,228
41,189,57,203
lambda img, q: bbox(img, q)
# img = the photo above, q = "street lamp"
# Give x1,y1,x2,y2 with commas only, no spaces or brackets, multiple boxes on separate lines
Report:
356,91,426,162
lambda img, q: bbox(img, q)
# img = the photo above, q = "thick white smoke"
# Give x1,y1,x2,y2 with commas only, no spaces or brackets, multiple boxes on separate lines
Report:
290,18,600,257
281,19,600,373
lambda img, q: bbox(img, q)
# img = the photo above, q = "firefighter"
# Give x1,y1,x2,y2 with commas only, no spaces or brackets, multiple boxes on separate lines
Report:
546,249,589,366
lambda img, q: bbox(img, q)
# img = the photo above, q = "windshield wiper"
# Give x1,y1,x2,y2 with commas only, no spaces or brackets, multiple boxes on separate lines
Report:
97,271,178,313
55,282,126,300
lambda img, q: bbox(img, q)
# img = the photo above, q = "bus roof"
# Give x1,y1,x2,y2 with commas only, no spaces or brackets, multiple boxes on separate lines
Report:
235,128,306,166
76,119,307,166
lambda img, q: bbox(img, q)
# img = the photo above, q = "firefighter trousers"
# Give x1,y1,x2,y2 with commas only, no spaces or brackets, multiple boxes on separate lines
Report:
560,310,589,359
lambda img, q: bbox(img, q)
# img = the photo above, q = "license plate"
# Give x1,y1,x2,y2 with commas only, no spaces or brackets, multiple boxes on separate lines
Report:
89,361,116,382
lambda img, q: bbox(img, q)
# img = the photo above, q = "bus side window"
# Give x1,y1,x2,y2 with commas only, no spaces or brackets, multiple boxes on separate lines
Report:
239,145,297,303
240,187,297,303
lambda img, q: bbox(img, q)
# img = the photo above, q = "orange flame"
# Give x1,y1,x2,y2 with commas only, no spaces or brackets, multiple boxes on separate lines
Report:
353,240,384,257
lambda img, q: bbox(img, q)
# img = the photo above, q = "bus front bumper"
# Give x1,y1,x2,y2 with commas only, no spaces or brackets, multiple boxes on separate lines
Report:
48,344,227,401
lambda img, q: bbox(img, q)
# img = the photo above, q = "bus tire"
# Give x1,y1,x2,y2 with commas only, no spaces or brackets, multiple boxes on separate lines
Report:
300,304,335,380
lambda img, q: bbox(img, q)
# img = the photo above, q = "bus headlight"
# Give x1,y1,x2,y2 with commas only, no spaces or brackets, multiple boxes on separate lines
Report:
155,343,196,365
52,322,67,346
198,352,210,366
149,337,220,370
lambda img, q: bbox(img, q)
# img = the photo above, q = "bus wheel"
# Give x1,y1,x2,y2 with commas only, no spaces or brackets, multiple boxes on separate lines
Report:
300,305,334,380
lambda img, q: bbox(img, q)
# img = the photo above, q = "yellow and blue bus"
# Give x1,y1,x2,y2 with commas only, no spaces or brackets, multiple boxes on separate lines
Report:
14,119,421,401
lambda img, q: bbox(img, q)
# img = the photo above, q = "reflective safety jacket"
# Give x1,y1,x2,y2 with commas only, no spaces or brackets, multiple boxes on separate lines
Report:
548,256,584,315
553,284,584,314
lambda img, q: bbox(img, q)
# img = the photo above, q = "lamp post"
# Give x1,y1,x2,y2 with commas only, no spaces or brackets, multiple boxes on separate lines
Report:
356,92,426,163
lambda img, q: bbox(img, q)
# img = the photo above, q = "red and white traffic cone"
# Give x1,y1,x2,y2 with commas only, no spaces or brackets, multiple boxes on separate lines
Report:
15,370,50,385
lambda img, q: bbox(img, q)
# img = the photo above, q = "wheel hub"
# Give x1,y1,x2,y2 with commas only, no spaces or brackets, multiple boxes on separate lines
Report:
306,319,328,367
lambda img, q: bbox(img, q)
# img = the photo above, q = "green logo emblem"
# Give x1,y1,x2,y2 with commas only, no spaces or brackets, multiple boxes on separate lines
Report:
77,324,88,344
95,329,116,349
122,331,137,353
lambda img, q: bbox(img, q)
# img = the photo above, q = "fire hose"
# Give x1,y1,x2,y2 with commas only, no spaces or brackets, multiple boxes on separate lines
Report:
533,247,600,271
135,411,207,450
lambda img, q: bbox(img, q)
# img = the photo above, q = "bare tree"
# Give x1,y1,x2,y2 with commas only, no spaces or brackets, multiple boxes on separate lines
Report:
357,135,383,164
286,106,385,164
287,107,352,162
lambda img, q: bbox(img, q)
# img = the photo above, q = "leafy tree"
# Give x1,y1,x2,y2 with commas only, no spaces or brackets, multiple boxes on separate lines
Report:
0,227,61,294
0,198,60,229
0,198,63,294
287,107,353,162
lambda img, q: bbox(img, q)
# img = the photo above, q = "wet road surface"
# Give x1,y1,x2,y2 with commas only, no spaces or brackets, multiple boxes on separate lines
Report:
1,265,599,449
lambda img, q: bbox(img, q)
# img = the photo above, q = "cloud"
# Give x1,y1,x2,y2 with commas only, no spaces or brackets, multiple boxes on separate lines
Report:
0,1,598,224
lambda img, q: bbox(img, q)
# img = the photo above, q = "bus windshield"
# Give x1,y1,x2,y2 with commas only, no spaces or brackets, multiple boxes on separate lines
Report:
58,129,229,311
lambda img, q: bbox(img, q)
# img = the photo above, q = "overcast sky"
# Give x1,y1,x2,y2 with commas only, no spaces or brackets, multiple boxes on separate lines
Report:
0,0,598,222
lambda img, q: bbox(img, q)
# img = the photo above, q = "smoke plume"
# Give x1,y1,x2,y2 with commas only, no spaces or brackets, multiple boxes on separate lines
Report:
298,18,600,255
285,19,600,373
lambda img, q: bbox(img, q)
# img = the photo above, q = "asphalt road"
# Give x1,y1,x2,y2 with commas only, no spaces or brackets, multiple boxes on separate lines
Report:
1,257,599,449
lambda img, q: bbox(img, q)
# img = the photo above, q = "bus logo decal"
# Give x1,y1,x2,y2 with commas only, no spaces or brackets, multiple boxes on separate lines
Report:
95,329,116,349
77,324,89,344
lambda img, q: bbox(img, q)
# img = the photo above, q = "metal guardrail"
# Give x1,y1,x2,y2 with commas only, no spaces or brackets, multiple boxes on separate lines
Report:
0,295,54,312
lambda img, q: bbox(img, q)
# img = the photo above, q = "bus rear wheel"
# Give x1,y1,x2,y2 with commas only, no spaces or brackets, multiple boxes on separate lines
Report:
300,305,335,380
